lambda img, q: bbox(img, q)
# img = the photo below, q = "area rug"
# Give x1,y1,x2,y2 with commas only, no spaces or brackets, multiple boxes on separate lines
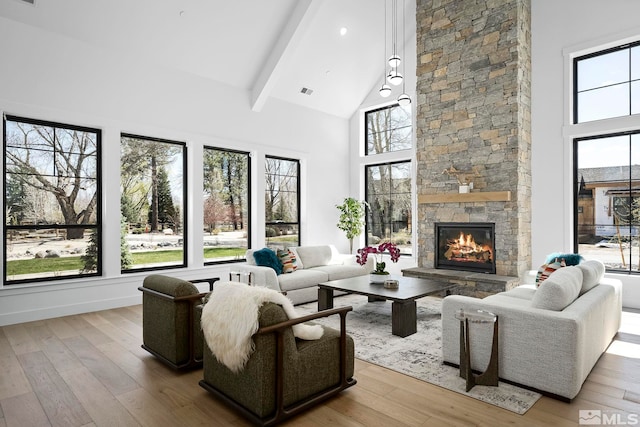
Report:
295,294,541,415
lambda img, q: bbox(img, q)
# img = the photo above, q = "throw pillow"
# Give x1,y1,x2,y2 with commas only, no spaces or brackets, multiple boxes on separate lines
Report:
253,248,283,275
277,249,298,274
544,252,584,266
576,259,605,294
535,258,566,287
531,266,583,311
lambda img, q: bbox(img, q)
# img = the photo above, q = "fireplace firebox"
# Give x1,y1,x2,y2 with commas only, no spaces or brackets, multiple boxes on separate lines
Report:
435,222,496,274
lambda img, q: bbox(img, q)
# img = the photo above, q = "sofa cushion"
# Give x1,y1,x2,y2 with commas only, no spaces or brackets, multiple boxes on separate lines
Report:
277,269,329,292
498,285,536,301
294,246,332,269
253,248,283,275
535,258,566,287
311,265,367,281
277,249,298,274
531,266,583,311
576,259,605,294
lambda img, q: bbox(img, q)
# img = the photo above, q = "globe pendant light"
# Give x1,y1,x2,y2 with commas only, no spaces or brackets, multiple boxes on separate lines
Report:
388,54,401,68
389,70,403,86
379,1,392,98
396,0,411,106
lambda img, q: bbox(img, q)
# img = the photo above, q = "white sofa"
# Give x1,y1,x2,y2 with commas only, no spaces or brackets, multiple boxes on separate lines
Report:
441,260,622,400
235,245,373,305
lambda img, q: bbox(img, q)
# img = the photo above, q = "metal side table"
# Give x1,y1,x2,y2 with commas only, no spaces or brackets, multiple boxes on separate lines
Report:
455,309,499,392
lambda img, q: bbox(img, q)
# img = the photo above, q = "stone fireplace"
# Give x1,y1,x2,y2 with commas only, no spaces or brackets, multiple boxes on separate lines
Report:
405,0,532,296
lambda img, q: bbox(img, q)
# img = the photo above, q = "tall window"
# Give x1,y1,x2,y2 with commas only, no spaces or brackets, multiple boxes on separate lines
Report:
365,161,412,254
573,40,640,273
120,134,186,272
365,104,412,155
265,156,299,250
4,116,101,284
364,103,413,255
574,41,640,123
203,147,250,263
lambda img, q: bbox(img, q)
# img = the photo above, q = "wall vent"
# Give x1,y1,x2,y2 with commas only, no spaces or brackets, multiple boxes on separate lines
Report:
300,87,313,96
18,0,36,5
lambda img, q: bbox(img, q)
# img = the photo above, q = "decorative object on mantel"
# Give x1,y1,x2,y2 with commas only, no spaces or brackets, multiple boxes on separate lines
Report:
442,165,481,193
357,242,401,283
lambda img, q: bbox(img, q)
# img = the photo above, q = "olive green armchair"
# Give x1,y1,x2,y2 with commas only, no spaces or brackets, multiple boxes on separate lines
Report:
138,274,218,369
198,302,356,426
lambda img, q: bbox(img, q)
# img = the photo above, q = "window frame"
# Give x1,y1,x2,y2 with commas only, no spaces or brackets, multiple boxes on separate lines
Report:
202,145,251,265
364,103,413,156
3,114,102,285
364,159,412,252
120,133,188,274
264,155,300,249
573,40,640,124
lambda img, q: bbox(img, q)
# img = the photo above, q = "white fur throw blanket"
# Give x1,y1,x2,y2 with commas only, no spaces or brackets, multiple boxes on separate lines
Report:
201,282,324,373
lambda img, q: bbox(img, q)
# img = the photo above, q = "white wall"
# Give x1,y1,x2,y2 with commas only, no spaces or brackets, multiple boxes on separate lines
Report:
531,0,640,308
0,17,351,325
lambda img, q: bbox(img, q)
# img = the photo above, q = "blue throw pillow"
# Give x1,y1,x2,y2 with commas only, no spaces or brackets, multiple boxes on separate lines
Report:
253,248,283,275
545,252,584,266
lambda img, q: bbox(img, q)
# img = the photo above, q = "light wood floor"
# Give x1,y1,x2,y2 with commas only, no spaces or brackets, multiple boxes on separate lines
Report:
0,306,638,427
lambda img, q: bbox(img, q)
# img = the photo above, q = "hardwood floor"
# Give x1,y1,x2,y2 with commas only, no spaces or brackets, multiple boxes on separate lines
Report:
0,306,638,427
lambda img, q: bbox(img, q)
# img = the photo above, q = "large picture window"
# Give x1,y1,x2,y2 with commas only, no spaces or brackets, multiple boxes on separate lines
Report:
4,115,101,284
365,161,412,254
265,156,299,250
575,132,640,273
365,103,412,155
203,147,250,263
120,134,186,272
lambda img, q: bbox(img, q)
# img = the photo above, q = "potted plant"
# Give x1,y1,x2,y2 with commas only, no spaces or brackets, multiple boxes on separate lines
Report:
356,242,401,283
336,197,368,254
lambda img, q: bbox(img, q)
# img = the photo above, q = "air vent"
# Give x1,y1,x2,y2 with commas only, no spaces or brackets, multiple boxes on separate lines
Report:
300,87,313,96
18,0,36,5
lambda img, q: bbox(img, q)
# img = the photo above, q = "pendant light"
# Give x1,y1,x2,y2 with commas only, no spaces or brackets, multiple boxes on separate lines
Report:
388,0,402,86
379,0,391,97
397,0,411,106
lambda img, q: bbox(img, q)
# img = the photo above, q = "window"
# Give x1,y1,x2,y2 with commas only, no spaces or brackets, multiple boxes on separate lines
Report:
365,104,412,155
363,103,413,255
203,147,250,263
265,156,299,250
4,115,101,284
120,134,186,272
574,41,640,123
365,161,412,254
573,39,640,274
575,132,640,273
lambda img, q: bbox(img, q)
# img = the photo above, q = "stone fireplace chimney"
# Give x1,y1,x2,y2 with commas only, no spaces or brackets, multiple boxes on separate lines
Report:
415,0,532,278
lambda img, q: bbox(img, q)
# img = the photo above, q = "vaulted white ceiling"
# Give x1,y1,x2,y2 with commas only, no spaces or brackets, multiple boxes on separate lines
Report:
0,0,416,119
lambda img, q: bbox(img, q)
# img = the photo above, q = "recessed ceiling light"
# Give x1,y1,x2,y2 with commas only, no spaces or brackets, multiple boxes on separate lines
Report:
339,27,348,36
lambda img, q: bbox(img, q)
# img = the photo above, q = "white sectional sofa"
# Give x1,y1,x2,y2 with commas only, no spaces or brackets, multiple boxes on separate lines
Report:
235,245,373,305
441,260,622,400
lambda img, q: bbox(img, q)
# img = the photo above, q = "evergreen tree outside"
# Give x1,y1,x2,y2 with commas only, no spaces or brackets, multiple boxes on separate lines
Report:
120,218,132,270
80,231,99,272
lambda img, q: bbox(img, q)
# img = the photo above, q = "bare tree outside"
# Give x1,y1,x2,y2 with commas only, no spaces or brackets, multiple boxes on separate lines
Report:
4,116,100,283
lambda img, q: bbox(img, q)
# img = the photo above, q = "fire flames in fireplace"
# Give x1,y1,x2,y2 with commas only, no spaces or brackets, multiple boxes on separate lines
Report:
435,222,496,274
444,232,493,263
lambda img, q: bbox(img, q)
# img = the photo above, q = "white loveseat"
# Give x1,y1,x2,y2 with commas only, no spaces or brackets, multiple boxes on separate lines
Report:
441,260,622,400
235,245,373,305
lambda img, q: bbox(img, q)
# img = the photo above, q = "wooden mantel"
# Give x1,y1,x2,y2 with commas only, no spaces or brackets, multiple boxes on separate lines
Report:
418,191,511,204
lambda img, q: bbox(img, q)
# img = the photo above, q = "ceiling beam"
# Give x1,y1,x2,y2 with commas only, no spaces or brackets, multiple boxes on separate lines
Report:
250,0,323,112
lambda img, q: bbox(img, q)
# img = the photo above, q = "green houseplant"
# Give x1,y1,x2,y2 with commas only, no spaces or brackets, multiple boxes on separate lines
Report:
336,197,368,254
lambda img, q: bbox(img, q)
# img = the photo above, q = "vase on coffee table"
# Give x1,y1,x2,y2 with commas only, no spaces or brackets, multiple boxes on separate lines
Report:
370,272,389,284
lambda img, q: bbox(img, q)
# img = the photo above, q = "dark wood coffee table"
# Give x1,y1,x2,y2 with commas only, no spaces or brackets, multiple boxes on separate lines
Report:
318,275,452,337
